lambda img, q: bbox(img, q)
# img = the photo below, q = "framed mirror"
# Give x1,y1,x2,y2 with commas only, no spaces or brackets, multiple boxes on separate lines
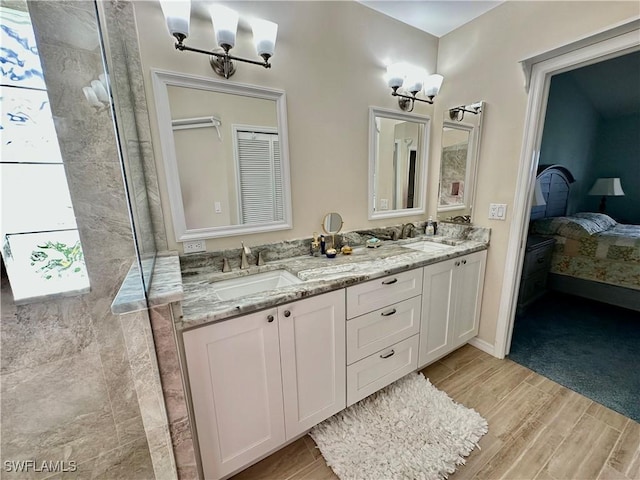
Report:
151,69,292,241
368,107,430,220
437,101,485,219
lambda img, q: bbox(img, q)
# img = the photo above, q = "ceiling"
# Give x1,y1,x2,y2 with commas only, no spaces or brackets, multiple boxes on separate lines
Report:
357,0,504,38
562,51,640,119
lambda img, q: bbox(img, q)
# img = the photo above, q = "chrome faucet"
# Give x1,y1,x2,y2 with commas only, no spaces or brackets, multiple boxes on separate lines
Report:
240,242,251,269
400,223,415,239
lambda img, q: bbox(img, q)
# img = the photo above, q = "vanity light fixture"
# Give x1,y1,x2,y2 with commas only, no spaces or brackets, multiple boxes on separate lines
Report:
82,73,109,111
159,0,277,79
449,102,482,122
385,62,443,112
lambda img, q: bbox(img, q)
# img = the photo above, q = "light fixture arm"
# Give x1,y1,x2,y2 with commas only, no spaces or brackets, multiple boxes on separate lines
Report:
173,38,271,79
391,88,434,112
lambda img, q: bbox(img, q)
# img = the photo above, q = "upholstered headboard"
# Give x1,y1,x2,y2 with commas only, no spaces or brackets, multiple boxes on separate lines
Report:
531,164,576,220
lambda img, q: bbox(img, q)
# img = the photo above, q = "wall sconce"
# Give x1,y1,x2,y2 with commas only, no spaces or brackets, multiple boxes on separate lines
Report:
449,102,482,122
588,177,625,213
82,74,109,111
159,0,278,79
385,62,443,112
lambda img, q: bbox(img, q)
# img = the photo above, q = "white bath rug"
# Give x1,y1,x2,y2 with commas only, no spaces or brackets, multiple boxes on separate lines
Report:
310,372,488,480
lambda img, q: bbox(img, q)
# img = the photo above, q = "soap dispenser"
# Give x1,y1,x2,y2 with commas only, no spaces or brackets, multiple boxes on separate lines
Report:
425,216,435,236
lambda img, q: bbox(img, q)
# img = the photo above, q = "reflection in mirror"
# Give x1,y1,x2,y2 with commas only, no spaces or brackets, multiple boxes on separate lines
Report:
437,101,484,220
368,107,430,220
322,212,343,234
151,69,292,241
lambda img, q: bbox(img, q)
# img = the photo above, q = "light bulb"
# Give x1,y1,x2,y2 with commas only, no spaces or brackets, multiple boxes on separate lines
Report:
424,74,444,98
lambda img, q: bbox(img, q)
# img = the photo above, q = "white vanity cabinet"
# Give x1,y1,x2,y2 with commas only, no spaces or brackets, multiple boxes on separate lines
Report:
183,289,346,480
418,250,487,368
346,269,422,406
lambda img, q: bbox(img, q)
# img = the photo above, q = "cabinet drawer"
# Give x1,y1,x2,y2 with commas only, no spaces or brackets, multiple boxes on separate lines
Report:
346,269,423,319
347,296,421,365
346,334,419,406
523,246,553,276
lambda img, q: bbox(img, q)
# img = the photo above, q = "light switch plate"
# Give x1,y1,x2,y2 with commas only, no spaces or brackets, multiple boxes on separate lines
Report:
489,203,507,220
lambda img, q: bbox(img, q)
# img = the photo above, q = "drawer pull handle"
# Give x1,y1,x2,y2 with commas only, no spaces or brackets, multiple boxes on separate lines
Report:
381,308,397,317
267,315,274,323
462,259,467,265
283,310,291,317
381,278,398,285
455,261,461,267
380,349,395,359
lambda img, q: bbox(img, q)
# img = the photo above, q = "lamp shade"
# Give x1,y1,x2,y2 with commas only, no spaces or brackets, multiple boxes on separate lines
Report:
588,178,625,196
404,66,426,94
250,19,278,59
423,74,444,97
385,63,407,90
159,0,191,40
209,4,238,49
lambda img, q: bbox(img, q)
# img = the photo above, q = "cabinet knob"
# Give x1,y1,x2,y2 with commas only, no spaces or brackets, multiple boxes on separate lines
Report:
455,261,460,267
462,259,467,265
267,315,274,323
283,310,291,317
380,349,395,359
381,278,398,285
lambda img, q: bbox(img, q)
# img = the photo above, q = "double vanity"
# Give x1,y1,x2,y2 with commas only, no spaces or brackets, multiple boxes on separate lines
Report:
176,232,488,479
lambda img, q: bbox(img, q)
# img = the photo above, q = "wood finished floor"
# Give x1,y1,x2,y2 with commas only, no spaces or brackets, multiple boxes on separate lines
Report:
230,345,640,480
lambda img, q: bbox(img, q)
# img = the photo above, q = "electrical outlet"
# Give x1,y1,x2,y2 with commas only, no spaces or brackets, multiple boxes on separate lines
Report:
183,240,206,253
489,203,507,220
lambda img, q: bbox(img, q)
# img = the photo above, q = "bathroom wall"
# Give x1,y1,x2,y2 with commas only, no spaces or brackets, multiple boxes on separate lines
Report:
434,1,639,346
0,0,155,476
133,0,440,253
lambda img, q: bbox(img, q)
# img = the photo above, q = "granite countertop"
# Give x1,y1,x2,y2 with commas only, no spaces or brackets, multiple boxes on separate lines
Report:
178,235,488,331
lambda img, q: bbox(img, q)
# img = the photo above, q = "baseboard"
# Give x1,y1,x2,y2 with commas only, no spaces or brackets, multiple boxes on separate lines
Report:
468,337,497,358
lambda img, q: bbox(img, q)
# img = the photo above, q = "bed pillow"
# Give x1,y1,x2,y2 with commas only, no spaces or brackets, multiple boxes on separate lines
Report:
529,216,609,239
573,212,617,230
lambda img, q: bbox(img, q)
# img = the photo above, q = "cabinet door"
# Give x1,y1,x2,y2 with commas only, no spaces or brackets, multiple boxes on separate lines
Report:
419,259,456,368
279,290,346,439
183,309,285,480
453,250,487,344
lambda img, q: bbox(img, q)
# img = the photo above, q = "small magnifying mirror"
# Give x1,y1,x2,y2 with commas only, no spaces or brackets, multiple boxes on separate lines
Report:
322,212,343,251
322,212,343,235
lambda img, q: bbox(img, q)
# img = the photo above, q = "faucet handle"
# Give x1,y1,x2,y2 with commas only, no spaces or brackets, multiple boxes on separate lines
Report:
222,258,231,273
241,241,251,254
257,251,265,266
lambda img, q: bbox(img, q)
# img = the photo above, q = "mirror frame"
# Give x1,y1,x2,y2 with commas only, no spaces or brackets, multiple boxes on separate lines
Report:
438,120,474,212
368,107,431,220
151,68,293,241
437,101,485,218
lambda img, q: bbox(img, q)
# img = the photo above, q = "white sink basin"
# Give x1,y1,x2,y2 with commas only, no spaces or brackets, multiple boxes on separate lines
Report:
212,270,302,300
401,241,456,254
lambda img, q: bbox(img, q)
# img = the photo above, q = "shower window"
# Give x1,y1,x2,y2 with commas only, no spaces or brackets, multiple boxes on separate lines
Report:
0,6,89,302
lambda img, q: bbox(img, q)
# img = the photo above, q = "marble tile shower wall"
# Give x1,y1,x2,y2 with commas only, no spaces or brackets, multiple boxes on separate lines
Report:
0,1,154,477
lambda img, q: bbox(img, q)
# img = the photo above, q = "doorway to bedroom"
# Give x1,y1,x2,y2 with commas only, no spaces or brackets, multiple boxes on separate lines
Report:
507,50,640,423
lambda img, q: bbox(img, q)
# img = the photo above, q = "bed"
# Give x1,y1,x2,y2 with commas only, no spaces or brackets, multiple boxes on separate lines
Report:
529,165,640,311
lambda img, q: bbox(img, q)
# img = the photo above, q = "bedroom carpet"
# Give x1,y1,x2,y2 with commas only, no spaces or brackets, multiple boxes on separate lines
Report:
309,372,488,480
509,291,640,423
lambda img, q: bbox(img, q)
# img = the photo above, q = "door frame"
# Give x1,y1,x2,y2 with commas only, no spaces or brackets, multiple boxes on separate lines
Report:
493,20,640,359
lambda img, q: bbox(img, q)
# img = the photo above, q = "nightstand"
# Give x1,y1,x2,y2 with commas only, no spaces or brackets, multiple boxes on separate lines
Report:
517,235,556,313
